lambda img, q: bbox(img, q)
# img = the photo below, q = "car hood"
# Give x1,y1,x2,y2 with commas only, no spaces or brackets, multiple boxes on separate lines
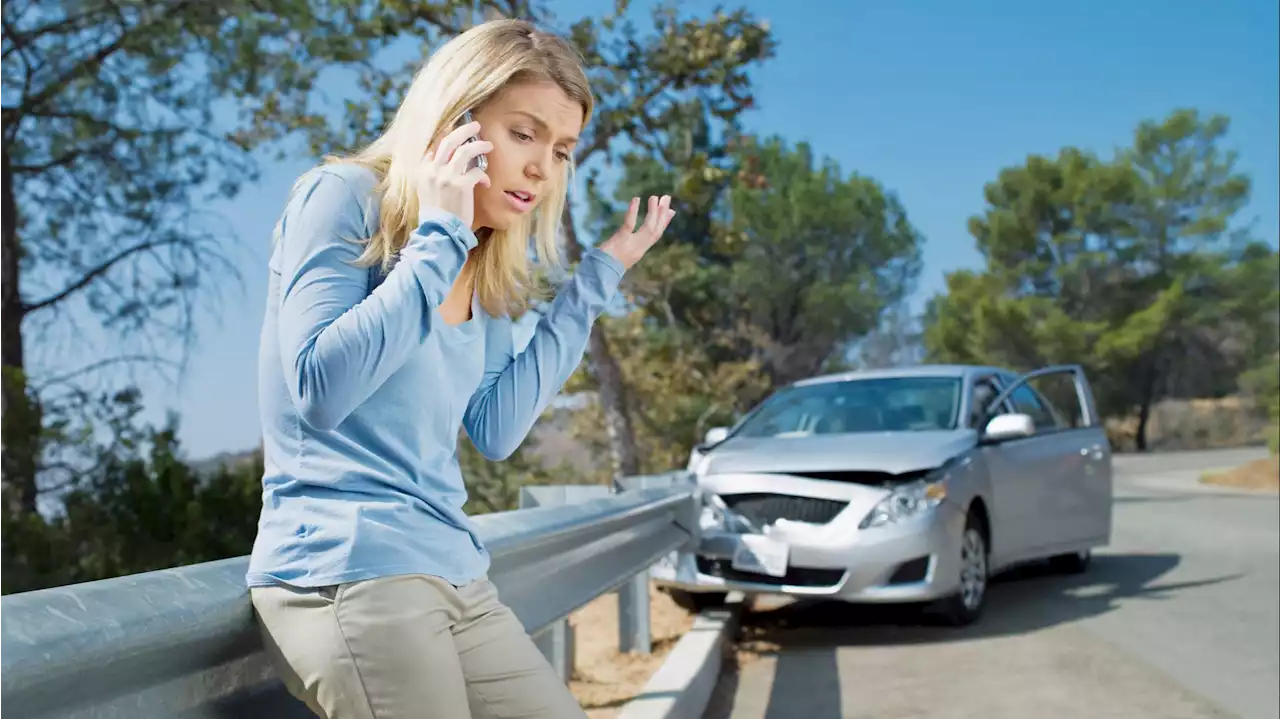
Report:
702,430,974,478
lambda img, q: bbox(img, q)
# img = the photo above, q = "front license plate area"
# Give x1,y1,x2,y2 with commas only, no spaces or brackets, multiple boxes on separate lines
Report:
731,534,789,578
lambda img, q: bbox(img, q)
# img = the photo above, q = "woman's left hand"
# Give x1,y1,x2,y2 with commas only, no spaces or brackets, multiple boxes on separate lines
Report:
599,195,675,270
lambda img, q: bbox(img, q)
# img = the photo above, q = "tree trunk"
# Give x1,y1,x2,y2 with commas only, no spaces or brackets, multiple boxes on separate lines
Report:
560,200,641,478
1134,395,1152,453
1,152,39,517
1134,358,1161,453
587,327,641,477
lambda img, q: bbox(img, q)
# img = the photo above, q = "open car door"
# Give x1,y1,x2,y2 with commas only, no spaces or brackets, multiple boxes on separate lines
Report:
978,364,1112,563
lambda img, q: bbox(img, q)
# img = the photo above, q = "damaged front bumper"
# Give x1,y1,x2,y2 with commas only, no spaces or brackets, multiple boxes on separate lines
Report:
652,486,968,604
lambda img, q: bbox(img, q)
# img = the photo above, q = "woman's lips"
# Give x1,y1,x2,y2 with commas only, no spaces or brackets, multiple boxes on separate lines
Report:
504,190,535,213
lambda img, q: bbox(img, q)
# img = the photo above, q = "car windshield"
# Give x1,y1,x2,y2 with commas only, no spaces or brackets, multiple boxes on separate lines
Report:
733,376,963,438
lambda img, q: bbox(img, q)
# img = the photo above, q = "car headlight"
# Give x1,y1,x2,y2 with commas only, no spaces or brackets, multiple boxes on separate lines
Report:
858,467,953,529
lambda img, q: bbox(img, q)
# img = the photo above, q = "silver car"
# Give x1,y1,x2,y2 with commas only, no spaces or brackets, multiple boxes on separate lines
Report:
651,363,1113,625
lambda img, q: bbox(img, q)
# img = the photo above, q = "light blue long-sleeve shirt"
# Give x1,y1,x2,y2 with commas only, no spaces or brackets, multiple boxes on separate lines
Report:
246,163,624,588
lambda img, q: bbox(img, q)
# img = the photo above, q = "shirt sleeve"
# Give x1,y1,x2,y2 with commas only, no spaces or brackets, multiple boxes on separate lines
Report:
463,248,626,459
275,168,478,431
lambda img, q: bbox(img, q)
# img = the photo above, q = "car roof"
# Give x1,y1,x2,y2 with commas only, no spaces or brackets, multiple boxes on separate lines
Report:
790,364,1009,387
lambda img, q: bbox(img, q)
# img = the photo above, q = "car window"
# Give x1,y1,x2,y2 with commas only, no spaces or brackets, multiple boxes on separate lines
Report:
1009,385,1060,430
734,376,963,438
969,378,1003,427
743,397,812,437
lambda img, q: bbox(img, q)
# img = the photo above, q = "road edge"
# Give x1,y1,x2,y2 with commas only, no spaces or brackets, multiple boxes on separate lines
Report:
616,592,744,719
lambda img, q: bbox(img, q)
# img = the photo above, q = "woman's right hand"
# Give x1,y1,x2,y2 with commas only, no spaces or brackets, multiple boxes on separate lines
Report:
417,121,492,227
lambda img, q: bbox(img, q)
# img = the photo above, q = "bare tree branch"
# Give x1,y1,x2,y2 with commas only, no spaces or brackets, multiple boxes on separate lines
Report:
14,0,201,115
24,236,184,314
34,354,182,393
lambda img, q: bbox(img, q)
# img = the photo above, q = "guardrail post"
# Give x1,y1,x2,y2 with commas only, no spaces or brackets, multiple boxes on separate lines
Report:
519,484,611,681
617,571,651,654
613,472,694,654
533,619,574,684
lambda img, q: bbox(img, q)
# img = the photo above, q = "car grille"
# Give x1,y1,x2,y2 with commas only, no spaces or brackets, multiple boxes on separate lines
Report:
719,493,848,526
696,557,845,588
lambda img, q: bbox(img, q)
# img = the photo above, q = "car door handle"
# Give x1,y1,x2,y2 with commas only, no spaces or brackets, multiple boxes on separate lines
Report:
1080,445,1105,460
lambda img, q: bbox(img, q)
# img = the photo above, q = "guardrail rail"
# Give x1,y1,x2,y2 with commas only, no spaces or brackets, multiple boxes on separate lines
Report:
2,482,700,719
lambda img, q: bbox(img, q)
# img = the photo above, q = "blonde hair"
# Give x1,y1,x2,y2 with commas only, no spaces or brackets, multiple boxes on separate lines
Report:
327,19,593,318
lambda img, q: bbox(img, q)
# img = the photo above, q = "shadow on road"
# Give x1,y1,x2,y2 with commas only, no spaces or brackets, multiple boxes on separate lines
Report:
704,552,1244,719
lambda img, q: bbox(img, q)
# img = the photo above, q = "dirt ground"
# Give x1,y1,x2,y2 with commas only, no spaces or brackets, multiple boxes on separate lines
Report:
1200,455,1280,491
567,581,696,718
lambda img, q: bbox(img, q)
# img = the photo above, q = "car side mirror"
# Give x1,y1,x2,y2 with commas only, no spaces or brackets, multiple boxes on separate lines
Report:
982,413,1035,442
703,426,729,445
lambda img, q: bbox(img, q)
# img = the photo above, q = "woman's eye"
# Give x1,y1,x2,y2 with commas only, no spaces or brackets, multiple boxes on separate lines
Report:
555,151,571,162
512,130,533,142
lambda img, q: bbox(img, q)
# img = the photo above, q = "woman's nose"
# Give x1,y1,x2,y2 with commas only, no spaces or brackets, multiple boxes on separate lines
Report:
525,150,552,180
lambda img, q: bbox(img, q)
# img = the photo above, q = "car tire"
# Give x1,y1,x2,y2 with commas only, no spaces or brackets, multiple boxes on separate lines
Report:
666,588,727,614
1049,549,1092,574
933,508,989,627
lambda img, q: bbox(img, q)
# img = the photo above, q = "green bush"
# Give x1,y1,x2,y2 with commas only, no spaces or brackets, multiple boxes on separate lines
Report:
2,427,264,595
1240,356,1280,455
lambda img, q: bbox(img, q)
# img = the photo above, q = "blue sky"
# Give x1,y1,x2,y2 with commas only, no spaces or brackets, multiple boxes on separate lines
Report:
131,0,1279,459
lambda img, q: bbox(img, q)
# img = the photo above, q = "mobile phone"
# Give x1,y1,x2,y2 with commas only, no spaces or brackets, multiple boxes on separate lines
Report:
460,110,487,172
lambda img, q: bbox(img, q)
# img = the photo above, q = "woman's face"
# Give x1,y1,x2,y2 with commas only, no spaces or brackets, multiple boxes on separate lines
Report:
469,80,583,232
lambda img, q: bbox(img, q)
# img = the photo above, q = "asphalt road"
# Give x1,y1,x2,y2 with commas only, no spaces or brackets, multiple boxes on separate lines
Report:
704,447,1279,719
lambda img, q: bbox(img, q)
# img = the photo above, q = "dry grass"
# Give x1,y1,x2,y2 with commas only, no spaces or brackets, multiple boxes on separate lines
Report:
567,582,696,718
1200,456,1280,492
1106,395,1271,453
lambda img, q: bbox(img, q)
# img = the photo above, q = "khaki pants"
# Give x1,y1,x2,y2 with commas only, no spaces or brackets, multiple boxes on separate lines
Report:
250,574,587,719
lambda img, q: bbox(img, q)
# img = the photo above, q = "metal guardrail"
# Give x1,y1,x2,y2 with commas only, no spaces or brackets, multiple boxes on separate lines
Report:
1,484,700,719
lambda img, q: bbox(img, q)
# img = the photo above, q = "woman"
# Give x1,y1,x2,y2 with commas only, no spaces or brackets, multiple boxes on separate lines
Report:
247,18,674,719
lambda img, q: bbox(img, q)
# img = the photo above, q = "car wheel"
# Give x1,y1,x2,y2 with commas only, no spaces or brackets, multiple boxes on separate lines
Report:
1049,549,1092,574
665,588,727,614
934,510,989,627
